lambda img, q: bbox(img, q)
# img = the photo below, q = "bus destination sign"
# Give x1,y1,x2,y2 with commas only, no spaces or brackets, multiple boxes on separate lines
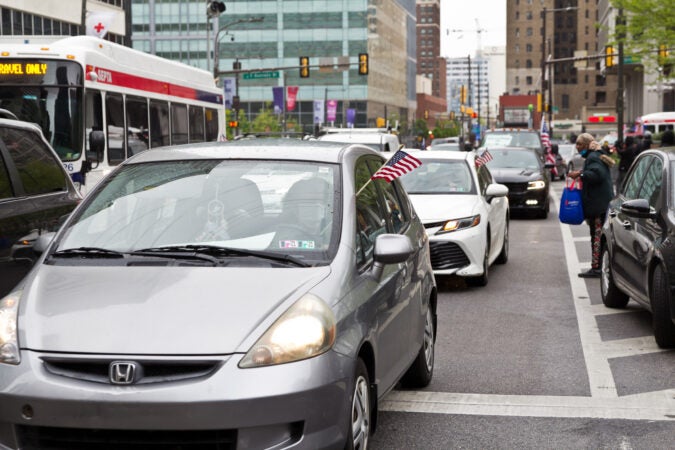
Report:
0,62,48,75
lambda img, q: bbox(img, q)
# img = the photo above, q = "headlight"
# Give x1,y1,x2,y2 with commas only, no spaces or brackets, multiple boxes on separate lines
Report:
239,294,336,368
0,290,21,365
437,214,480,234
528,180,546,190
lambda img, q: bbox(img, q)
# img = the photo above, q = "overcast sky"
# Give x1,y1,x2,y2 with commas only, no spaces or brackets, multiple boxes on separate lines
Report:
440,0,507,58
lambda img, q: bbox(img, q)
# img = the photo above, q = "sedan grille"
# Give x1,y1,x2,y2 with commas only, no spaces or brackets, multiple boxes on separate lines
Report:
429,241,470,270
41,357,223,385
17,426,237,450
502,182,529,194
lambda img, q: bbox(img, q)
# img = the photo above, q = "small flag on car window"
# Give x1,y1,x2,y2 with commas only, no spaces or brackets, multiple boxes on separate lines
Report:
371,149,422,182
475,149,493,168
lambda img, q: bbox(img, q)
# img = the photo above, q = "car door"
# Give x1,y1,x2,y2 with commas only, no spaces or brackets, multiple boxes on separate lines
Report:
477,164,506,260
351,156,414,392
608,155,660,292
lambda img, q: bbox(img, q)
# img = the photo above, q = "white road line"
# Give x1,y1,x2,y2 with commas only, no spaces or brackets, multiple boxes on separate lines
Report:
380,390,675,421
552,189,619,398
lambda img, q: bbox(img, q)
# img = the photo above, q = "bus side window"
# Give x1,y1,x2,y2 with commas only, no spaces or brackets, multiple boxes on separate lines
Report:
126,96,149,157
189,106,205,143
150,100,170,148
106,92,125,166
171,103,188,145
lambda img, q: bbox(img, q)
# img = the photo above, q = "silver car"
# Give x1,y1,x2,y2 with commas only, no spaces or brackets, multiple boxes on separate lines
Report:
0,139,437,450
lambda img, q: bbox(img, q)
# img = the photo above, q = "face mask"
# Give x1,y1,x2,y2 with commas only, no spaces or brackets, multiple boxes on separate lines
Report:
579,149,589,158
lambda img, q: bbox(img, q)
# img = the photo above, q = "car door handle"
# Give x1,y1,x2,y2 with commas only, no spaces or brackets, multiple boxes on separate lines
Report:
608,210,617,218
622,220,632,229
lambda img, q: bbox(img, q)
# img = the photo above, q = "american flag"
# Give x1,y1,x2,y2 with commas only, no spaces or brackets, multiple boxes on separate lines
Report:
541,114,557,177
540,113,551,150
371,149,422,182
475,149,493,168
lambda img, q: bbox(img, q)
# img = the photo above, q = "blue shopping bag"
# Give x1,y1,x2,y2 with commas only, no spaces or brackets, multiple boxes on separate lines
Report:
559,178,584,225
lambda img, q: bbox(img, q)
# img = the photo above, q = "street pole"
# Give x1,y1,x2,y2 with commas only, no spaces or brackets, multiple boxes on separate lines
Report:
547,38,553,128
541,6,547,120
617,9,625,145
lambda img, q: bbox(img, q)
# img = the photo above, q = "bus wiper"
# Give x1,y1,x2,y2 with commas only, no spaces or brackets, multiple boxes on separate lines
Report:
133,245,311,267
52,247,125,258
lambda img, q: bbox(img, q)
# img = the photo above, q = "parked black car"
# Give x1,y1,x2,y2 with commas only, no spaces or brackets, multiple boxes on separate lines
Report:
600,148,675,348
484,146,552,218
0,118,81,297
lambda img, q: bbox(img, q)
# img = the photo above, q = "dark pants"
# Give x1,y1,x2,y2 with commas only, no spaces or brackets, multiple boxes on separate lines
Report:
587,216,604,270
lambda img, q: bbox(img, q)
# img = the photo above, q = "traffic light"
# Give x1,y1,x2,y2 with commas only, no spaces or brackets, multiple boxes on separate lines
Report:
424,110,429,120
299,56,310,78
449,111,455,120
228,120,238,128
659,45,672,77
471,112,478,119
358,53,369,75
460,85,467,104
605,45,615,68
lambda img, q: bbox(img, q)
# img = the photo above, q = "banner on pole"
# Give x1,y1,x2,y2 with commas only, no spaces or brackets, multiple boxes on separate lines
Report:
223,78,236,109
273,87,284,114
286,86,299,111
327,100,338,123
313,100,325,125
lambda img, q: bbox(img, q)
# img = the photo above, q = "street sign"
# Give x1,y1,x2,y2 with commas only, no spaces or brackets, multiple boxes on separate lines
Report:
242,71,279,80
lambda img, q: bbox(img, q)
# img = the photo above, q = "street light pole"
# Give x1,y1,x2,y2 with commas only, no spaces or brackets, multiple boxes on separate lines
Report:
213,16,264,79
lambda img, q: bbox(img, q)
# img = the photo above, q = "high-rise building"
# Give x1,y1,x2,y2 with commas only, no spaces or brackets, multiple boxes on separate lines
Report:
415,0,446,126
132,1,417,131
505,0,617,128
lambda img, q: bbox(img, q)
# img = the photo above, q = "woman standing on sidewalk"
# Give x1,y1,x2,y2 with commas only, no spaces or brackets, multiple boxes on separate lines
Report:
567,133,615,278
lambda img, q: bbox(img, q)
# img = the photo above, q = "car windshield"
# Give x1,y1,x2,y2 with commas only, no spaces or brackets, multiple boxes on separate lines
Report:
486,149,541,170
398,159,475,194
56,159,340,264
483,132,541,149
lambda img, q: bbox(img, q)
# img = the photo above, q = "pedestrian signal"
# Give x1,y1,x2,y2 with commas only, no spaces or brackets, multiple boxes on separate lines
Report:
358,53,369,75
228,120,238,128
299,56,310,78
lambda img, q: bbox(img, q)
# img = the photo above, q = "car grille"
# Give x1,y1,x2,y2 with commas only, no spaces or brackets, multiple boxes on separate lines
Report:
428,241,470,270
16,425,237,450
41,357,223,385
502,182,529,194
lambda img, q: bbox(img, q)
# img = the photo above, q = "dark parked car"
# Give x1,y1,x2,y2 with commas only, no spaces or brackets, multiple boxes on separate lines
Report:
600,148,675,348
0,118,81,298
485,146,552,218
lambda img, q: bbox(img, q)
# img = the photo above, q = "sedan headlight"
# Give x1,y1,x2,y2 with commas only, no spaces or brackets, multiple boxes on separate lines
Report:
527,180,547,190
437,214,481,234
239,294,336,368
0,290,21,365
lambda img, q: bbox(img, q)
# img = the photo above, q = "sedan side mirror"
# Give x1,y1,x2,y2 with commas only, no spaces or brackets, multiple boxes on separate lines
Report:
620,198,658,220
371,234,413,279
485,183,509,203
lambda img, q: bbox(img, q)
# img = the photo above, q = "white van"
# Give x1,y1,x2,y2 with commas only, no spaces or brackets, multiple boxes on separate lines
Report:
317,129,401,152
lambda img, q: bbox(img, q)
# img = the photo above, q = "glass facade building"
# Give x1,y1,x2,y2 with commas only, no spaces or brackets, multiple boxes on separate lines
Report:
132,0,416,131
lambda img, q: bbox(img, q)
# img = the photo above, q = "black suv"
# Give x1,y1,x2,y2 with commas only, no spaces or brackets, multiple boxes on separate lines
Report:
0,117,81,297
480,129,545,158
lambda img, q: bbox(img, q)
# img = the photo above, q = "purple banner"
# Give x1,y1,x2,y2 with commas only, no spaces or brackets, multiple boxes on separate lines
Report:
326,100,338,123
346,108,356,127
273,86,284,114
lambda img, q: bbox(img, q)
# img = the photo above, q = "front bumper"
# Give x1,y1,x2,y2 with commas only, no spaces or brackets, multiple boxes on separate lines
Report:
504,184,548,212
0,349,353,450
427,225,485,276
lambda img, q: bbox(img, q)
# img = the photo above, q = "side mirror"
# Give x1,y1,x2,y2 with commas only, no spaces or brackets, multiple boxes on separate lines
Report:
620,198,657,219
371,234,413,279
86,130,105,169
34,232,57,255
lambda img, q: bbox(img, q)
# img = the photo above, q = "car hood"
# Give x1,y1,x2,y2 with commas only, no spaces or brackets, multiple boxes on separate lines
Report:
490,168,543,182
409,194,479,222
20,265,330,355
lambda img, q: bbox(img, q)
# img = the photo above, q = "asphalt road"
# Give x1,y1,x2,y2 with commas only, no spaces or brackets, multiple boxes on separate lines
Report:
370,180,675,449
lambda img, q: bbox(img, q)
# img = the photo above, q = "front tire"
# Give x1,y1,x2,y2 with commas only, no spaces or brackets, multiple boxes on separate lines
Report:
346,359,371,450
650,265,675,348
401,305,435,388
600,246,629,308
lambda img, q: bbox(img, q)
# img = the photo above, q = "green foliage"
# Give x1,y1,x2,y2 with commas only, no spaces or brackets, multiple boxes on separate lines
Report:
610,0,675,70
432,119,460,139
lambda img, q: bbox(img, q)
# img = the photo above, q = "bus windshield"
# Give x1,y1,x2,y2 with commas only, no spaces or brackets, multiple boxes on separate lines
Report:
0,60,84,162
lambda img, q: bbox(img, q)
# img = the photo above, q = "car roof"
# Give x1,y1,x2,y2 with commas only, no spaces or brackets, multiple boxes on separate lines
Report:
124,138,381,165
406,150,473,161
0,117,45,133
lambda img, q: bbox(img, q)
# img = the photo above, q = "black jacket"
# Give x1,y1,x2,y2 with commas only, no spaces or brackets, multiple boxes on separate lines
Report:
580,151,614,218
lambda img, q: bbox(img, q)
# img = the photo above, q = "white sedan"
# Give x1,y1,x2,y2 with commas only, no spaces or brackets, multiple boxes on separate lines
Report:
397,150,510,286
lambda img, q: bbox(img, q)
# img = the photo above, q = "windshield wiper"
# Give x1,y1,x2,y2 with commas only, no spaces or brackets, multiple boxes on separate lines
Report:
52,247,125,258
132,245,311,267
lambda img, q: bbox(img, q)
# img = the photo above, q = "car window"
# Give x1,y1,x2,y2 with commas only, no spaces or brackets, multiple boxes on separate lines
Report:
355,158,387,266
623,155,652,199
486,149,540,170
637,157,663,207
0,152,12,199
0,126,67,196
398,159,476,194
476,164,493,195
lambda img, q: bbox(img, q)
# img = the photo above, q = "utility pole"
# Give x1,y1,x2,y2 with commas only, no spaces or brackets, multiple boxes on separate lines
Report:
617,9,625,145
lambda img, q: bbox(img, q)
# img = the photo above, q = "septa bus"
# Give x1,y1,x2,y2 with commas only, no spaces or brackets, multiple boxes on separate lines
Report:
0,36,224,194
634,112,675,135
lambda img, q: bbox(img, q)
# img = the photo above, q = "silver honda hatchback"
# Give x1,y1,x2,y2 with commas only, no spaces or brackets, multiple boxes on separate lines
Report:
0,139,436,450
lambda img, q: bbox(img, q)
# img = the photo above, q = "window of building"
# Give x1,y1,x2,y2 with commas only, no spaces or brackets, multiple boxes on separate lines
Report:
526,27,533,36
595,91,607,104
526,59,532,68
526,44,532,52
526,76,533,85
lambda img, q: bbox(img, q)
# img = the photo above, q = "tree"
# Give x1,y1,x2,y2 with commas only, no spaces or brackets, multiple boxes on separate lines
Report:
611,1,675,71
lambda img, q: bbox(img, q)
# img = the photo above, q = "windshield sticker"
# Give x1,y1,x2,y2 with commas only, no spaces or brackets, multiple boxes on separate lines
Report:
279,240,316,249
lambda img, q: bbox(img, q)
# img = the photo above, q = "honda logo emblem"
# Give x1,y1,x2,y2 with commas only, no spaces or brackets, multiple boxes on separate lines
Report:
109,361,138,385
